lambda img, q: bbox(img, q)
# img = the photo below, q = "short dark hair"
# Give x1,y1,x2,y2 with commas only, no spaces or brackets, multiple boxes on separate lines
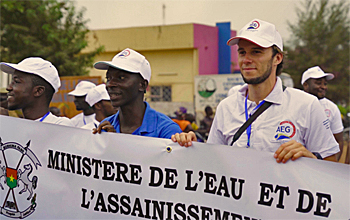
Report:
272,45,284,76
29,74,55,104
205,106,212,114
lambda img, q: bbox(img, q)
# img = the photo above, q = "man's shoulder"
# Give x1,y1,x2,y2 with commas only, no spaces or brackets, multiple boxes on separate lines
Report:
146,106,181,130
320,98,338,107
81,121,95,130
149,107,174,123
58,117,74,127
134,102,180,135
47,114,74,127
285,87,319,104
70,113,83,121
102,113,118,123
217,92,240,111
227,85,243,96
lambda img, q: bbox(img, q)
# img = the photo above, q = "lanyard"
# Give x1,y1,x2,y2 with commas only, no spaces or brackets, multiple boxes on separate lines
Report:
83,115,86,125
245,95,265,147
39,112,50,122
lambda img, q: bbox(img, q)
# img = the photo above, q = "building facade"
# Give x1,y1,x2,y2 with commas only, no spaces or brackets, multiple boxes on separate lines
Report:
83,22,238,116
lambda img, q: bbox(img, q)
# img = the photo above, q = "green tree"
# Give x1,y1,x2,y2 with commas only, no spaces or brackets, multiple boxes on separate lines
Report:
284,0,350,106
0,0,104,76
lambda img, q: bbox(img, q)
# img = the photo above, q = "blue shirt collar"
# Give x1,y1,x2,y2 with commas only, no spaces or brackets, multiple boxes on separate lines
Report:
115,102,156,135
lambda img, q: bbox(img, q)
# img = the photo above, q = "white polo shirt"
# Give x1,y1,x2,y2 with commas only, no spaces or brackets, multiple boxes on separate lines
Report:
70,112,96,128
81,118,99,130
227,85,242,96
319,98,344,134
208,77,339,159
35,112,74,127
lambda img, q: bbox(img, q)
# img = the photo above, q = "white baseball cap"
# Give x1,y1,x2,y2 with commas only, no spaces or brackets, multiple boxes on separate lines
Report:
85,84,110,106
68,81,96,96
227,19,283,52
0,57,61,92
301,66,334,85
94,48,151,82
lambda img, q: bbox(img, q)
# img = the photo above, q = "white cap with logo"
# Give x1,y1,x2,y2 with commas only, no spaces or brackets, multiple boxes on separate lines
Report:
68,81,96,96
227,19,283,52
93,48,151,82
85,84,110,107
0,57,61,92
301,66,334,85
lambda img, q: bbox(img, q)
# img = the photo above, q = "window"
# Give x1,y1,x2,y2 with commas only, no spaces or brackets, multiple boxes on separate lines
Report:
150,86,171,102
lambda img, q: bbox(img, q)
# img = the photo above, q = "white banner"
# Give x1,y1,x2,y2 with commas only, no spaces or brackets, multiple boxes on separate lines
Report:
0,115,349,219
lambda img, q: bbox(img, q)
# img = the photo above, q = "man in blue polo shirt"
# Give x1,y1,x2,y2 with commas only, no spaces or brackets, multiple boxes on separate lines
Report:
93,48,181,138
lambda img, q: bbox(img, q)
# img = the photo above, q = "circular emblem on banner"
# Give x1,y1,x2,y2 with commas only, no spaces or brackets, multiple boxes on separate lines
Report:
0,138,41,219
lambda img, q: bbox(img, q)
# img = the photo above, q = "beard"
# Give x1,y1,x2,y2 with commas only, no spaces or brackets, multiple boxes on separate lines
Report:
242,60,273,85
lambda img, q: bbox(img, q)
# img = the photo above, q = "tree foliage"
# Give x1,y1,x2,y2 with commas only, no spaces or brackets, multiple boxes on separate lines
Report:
284,0,350,106
0,0,104,76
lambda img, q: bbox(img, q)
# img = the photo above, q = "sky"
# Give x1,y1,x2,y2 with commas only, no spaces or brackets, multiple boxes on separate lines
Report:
74,0,305,43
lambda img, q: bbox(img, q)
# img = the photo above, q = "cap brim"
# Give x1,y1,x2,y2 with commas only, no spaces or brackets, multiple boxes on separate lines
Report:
325,73,334,80
94,61,139,74
227,36,273,48
0,63,24,74
227,37,240,46
94,61,114,70
68,90,87,96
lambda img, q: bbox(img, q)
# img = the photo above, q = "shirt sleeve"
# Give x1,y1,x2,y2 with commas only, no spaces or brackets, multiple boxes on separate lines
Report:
207,104,227,145
330,104,344,134
304,98,339,158
160,124,182,139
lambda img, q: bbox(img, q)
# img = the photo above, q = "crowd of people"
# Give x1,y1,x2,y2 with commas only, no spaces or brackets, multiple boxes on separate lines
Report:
0,18,348,164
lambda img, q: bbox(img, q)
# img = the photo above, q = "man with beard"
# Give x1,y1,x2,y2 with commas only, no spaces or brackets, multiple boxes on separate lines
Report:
93,48,182,138
68,81,96,127
302,66,344,160
0,57,73,126
172,19,339,163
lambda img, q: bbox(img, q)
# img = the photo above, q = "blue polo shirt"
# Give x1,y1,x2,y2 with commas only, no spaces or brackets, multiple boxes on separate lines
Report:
101,102,182,139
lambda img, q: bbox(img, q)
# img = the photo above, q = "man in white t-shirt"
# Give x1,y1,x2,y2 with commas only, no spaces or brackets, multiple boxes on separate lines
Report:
172,19,339,163
301,66,344,160
68,81,96,127
0,57,73,126
81,84,116,130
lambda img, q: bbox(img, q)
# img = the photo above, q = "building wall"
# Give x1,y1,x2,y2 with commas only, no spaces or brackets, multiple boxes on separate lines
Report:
83,24,195,53
231,30,240,72
84,23,200,105
83,23,237,114
143,49,196,102
193,24,218,75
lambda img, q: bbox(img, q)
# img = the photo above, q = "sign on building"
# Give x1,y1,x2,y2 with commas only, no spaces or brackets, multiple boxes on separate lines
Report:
194,74,244,112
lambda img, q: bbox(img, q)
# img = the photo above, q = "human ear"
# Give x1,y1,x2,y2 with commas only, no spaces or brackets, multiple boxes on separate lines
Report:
302,82,309,92
94,102,102,110
33,85,45,98
273,53,283,66
139,79,148,93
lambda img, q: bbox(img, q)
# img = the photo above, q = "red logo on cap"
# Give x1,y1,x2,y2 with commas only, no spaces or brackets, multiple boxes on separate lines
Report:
247,21,260,30
118,50,131,57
